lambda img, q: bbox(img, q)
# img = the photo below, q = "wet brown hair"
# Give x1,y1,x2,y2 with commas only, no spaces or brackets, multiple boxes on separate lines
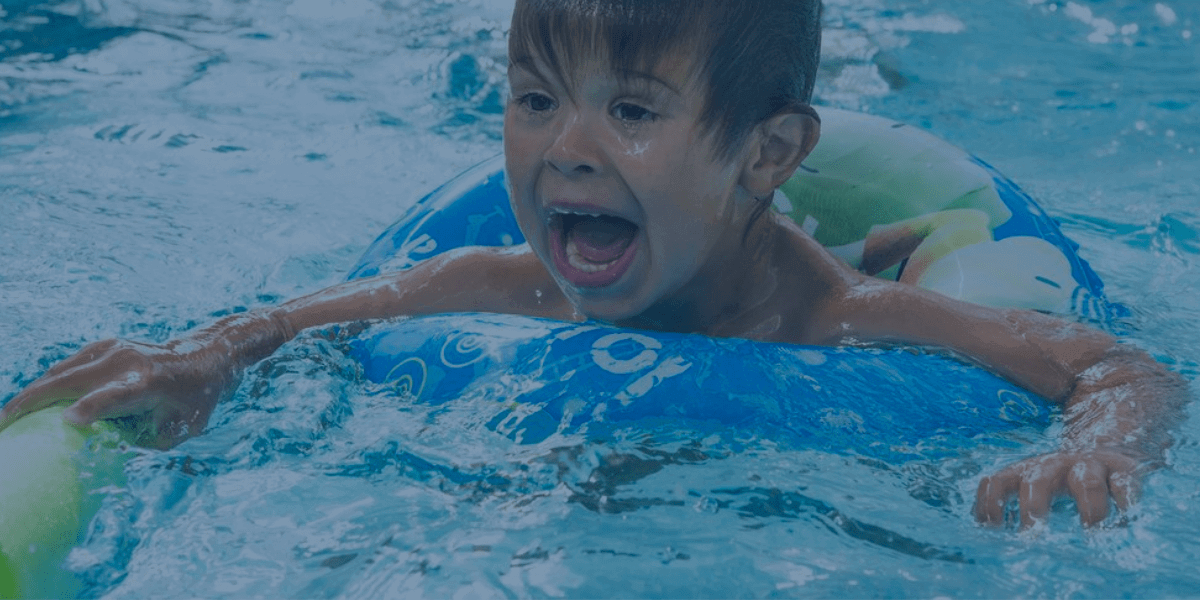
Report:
508,0,822,161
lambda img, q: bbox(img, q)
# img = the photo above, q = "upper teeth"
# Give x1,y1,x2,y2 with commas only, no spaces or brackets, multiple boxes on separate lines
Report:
553,208,607,218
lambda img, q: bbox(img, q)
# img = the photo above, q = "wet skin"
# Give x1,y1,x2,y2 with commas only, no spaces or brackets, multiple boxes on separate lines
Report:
0,51,1186,529
504,52,769,330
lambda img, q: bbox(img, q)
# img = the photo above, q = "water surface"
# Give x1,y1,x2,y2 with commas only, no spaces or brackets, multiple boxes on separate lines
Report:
2,0,1198,597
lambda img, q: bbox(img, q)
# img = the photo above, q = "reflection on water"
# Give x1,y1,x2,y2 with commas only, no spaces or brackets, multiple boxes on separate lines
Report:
2,0,1199,597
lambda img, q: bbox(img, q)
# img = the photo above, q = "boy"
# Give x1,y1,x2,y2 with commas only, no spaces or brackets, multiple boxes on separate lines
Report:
0,0,1184,528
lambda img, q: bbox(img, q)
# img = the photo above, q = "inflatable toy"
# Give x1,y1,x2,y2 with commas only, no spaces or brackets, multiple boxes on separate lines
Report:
0,406,125,598
345,107,1121,455
348,312,1050,460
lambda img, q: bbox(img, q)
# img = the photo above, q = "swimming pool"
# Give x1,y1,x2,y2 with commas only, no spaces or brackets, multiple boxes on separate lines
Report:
1,0,1198,597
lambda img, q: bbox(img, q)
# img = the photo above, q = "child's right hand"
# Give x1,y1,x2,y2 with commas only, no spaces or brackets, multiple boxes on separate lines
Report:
0,261,501,450
0,338,230,449
1,310,299,448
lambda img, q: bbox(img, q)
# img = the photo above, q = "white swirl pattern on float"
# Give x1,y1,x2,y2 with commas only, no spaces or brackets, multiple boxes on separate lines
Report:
384,356,427,401
440,331,490,368
996,388,1040,422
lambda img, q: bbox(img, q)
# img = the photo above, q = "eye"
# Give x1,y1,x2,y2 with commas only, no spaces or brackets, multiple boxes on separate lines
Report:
612,102,656,123
517,92,556,113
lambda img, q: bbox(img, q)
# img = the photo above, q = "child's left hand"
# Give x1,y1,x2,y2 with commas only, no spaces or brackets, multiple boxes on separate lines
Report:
825,276,1187,529
973,448,1143,527
964,339,1183,528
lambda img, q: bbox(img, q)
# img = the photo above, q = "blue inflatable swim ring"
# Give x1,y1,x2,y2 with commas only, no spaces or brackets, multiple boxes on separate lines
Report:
346,108,1122,459
348,313,1048,461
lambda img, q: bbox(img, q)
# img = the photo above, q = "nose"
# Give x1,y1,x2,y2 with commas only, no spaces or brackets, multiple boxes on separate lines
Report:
545,113,599,176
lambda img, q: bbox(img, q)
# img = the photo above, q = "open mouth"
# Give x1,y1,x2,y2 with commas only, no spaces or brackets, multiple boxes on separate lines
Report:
547,210,641,288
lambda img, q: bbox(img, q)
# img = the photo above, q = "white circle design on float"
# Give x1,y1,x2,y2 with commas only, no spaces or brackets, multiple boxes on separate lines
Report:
590,333,661,374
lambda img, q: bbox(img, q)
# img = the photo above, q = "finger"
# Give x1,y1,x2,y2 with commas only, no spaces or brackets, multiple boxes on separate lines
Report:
1108,468,1140,512
0,358,120,427
975,469,1020,525
62,380,154,426
41,340,118,379
1018,461,1059,528
0,378,85,432
1065,460,1110,526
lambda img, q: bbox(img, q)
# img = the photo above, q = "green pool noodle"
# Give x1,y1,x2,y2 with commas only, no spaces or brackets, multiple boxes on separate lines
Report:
0,405,125,598
779,107,1013,247
0,550,18,599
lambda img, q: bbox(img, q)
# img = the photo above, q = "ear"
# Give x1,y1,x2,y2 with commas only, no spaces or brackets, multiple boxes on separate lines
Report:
739,107,821,198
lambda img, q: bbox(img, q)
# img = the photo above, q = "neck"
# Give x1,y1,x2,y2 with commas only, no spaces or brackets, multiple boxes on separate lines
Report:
617,208,780,337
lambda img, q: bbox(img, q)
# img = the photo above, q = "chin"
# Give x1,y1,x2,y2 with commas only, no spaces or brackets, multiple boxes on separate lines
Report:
564,291,651,324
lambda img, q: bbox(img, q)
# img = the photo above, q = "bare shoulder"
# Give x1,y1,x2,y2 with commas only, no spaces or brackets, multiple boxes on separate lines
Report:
760,216,1128,401
763,215,861,343
766,215,959,346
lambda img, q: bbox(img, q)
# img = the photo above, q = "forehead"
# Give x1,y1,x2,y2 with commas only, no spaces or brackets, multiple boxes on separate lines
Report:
509,48,698,97
508,0,711,89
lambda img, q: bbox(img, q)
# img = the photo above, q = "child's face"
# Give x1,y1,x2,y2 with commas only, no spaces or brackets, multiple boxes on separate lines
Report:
504,49,752,322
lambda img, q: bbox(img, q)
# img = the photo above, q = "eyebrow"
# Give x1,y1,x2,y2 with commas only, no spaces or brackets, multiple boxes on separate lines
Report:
508,56,550,82
615,69,682,95
508,56,682,96
508,55,537,72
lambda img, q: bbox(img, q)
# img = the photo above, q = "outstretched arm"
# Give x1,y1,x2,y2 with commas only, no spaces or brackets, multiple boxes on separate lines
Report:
0,311,293,449
821,276,1188,527
0,247,556,449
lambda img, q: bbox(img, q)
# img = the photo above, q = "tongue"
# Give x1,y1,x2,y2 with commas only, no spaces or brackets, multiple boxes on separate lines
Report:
569,216,637,263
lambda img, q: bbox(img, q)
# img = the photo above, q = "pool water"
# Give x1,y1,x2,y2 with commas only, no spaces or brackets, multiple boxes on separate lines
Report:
2,0,1198,597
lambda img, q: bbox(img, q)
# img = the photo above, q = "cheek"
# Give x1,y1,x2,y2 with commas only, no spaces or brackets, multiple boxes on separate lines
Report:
503,123,527,161
506,179,538,235
503,130,536,204
502,164,540,243
503,107,544,161
502,108,517,149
